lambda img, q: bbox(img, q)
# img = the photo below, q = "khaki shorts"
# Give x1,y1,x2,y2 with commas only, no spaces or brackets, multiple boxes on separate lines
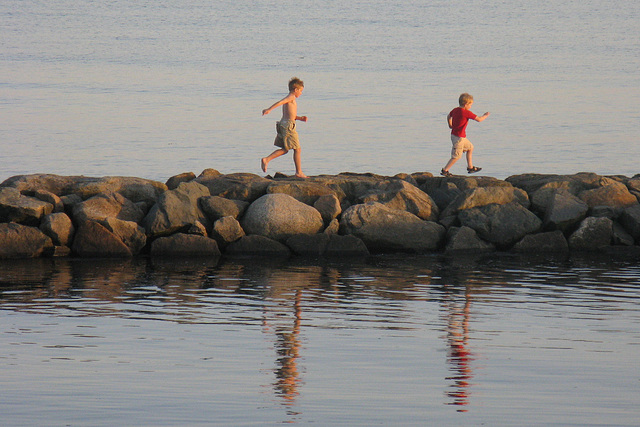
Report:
274,120,300,150
450,135,473,159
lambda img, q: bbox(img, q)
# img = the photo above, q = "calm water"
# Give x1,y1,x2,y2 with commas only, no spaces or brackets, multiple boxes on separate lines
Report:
1,254,640,426
1,0,640,181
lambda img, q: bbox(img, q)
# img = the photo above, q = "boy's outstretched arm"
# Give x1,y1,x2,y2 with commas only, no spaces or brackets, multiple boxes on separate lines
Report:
262,94,295,116
447,113,453,129
474,112,490,122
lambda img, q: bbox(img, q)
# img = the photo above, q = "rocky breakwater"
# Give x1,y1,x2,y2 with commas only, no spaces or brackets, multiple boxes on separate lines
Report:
1,170,640,259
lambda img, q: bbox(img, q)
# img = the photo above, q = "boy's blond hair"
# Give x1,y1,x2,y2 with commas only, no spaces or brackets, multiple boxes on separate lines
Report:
289,77,304,92
458,93,474,107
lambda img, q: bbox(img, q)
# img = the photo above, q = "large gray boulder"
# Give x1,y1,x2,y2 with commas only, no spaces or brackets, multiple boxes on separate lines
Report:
143,181,211,237
241,193,324,242
568,217,613,251
39,212,75,247
357,179,439,221
72,192,144,224
71,220,132,257
458,202,542,248
339,202,445,252
543,190,589,232
150,233,221,258
0,187,53,225
512,230,569,252
0,223,53,258
441,186,530,218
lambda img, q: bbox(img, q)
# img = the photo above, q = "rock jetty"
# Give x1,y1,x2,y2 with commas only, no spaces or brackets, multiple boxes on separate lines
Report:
2,170,640,259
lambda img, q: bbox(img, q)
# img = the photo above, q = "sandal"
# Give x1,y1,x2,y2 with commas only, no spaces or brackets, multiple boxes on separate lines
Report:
440,168,453,177
467,166,482,174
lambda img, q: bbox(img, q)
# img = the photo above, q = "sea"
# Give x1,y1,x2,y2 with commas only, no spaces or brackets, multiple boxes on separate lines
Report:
1,0,640,425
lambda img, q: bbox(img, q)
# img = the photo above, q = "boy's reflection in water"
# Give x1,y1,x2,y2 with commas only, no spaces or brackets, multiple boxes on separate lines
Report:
443,283,474,412
264,289,303,406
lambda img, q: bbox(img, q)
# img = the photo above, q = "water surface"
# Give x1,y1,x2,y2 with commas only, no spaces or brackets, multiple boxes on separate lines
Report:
2,0,639,180
2,254,639,425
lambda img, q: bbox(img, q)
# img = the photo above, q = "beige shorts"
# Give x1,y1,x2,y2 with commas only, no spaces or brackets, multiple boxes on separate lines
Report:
274,120,300,150
450,135,473,159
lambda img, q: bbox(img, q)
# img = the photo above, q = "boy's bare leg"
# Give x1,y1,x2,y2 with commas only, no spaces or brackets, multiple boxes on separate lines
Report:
293,148,307,178
442,157,458,172
261,148,288,173
466,148,474,169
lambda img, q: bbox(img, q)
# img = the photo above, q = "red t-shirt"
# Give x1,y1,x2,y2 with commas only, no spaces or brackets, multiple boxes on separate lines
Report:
449,107,477,138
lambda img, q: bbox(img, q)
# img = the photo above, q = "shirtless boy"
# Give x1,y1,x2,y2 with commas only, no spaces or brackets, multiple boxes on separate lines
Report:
261,77,308,178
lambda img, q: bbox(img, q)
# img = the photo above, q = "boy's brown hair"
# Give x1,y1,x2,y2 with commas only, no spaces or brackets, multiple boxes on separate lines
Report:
289,77,304,92
458,93,474,107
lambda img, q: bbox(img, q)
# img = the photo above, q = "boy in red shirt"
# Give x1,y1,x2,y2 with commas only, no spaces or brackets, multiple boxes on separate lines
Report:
441,93,490,177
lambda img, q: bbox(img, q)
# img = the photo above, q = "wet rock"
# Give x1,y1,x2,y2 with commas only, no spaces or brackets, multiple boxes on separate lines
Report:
619,204,640,240
286,233,330,256
142,181,211,237
568,217,613,251
150,233,221,258
286,233,370,257
225,235,291,257
325,234,370,256
512,230,569,252
458,202,542,248
0,223,53,259
241,193,323,242
612,223,634,246
71,220,132,257
0,187,53,225
39,212,75,247
339,202,445,252
445,226,495,253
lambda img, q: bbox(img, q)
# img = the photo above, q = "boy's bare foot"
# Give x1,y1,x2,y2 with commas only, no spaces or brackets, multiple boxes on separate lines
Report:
261,158,268,173
295,172,308,178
